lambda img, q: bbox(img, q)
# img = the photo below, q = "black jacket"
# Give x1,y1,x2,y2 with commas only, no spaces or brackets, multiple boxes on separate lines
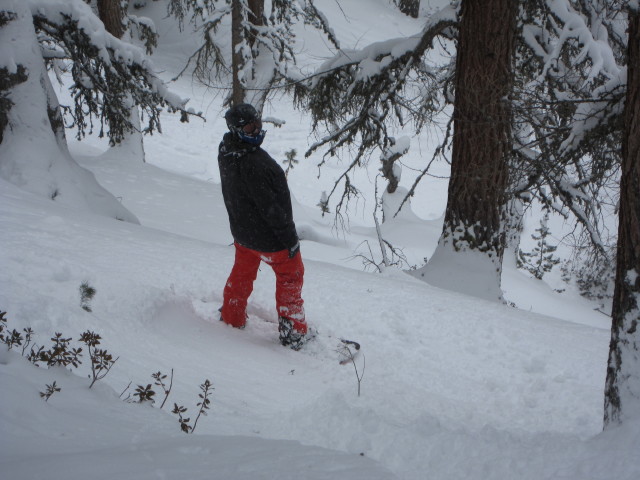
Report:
218,133,298,252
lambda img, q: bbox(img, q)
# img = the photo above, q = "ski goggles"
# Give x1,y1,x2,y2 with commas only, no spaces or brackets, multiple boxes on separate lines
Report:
242,118,263,137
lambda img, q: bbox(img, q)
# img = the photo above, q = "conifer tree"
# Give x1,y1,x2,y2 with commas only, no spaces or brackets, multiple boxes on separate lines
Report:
604,2,640,428
169,0,337,110
298,0,626,302
282,149,298,178
518,211,561,280
30,0,192,145
97,0,146,160
421,0,517,300
0,0,194,219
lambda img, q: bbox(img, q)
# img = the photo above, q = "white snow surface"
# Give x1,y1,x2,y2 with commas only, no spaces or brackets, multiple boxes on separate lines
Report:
1,1,638,479
0,0,140,225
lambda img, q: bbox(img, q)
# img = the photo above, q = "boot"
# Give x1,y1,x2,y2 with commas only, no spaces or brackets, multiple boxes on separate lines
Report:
278,316,306,350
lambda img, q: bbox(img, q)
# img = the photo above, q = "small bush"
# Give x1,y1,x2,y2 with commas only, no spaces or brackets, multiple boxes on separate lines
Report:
282,148,299,178
172,403,191,433
79,331,118,388
2,309,213,433
40,381,61,402
38,333,83,368
134,384,156,404
152,370,173,409
170,379,213,434
79,282,96,312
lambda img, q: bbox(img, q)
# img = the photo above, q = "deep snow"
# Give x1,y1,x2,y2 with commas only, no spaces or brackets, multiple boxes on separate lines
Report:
1,1,638,479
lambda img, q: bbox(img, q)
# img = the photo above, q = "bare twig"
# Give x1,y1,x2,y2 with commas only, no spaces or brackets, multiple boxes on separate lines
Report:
338,342,365,397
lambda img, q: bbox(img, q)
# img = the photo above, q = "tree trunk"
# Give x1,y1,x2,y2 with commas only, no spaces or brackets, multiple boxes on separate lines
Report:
230,0,265,108
97,0,145,161
447,0,515,257
415,0,517,301
604,6,640,428
247,0,264,42
231,0,245,105
397,0,420,18
246,0,265,109
97,0,124,39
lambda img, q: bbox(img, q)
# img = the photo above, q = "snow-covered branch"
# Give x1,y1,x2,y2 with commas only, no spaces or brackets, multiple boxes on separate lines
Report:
29,0,198,144
296,3,457,219
512,0,627,258
168,0,341,108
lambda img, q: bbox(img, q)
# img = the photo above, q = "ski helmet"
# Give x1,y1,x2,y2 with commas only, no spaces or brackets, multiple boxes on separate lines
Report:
224,103,266,145
224,103,259,130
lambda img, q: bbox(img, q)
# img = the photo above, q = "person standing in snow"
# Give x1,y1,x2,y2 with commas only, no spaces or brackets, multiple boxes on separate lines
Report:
217,103,307,349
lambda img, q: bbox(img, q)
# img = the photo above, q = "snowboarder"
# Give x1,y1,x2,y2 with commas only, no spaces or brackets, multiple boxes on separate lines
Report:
217,103,307,349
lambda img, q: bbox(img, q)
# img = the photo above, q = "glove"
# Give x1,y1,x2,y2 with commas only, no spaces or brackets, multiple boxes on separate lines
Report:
288,241,300,259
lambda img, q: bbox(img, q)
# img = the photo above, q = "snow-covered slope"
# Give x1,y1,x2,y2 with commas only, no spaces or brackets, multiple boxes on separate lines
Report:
1,1,637,479
1,159,634,480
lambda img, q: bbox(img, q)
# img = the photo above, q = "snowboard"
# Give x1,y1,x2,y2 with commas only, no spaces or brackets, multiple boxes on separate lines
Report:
267,318,361,365
190,297,361,365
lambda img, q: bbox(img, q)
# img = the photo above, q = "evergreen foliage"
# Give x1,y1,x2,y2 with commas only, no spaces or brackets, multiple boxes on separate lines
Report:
284,0,631,305
0,10,27,143
518,211,561,280
295,5,457,220
168,0,338,108
511,0,625,264
394,0,420,18
572,258,616,301
0,64,27,144
296,0,626,269
24,0,197,146
282,148,298,178
79,282,96,312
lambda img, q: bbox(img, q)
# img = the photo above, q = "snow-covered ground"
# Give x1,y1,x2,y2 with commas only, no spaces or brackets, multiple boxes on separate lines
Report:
1,1,638,479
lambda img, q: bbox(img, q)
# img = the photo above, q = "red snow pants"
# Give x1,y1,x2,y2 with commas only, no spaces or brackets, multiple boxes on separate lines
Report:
221,242,306,333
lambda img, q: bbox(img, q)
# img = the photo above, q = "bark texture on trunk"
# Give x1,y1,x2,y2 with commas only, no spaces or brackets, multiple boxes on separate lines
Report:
415,0,516,302
443,0,517,259
604,7,640,427
97,0,145,160
247,0,265,38
98,0,146,158
97,0,124,39
231,0,244,105
230,0,265,107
